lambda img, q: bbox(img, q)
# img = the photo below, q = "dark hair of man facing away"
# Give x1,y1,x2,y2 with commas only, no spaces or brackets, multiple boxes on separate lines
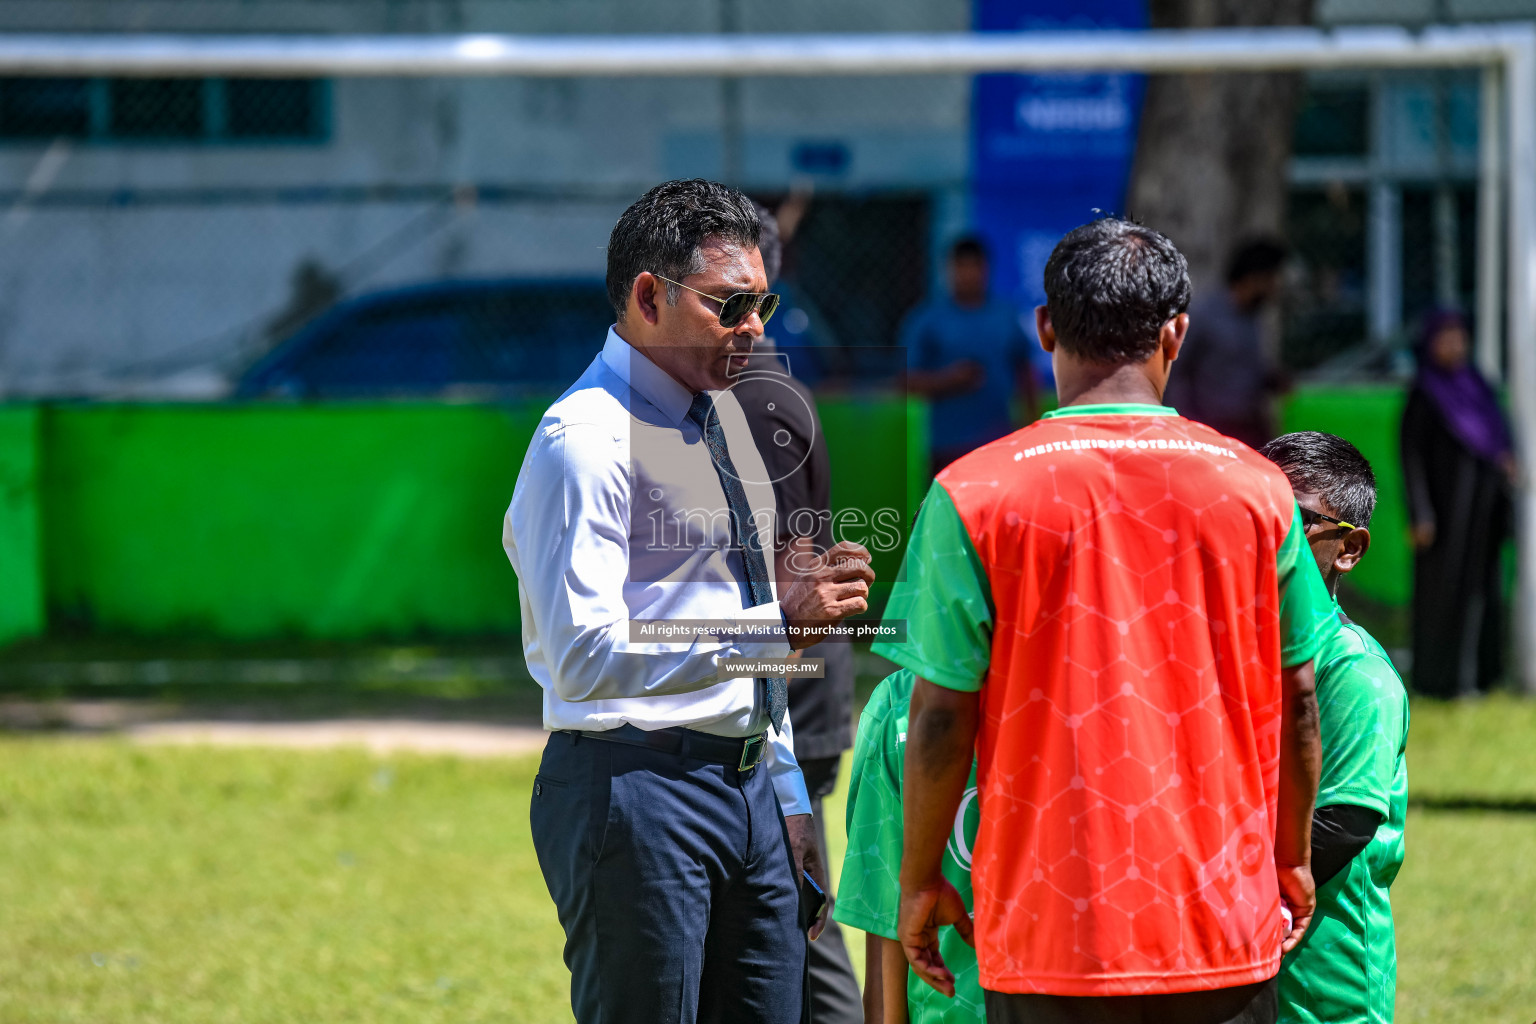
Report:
1260,430,1378,530
605,178,761,321
949,235,988,264
1042,217,1192,367
1226,237,1289,287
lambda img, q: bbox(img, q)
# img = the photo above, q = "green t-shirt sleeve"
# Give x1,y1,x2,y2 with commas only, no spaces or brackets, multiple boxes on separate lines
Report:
870,482,993,692
1315,644,1408,817
1276,502,1337,668
832,675,909,940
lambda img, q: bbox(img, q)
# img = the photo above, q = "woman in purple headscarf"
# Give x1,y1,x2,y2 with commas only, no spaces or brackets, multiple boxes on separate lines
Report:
1400,309,1516,697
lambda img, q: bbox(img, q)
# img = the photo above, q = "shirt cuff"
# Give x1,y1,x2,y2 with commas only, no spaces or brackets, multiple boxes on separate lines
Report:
730,600,793,659
1317,785,1392,818
773,762,812,817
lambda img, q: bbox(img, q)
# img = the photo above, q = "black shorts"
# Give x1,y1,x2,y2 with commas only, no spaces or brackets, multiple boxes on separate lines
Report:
983,977,1277,1024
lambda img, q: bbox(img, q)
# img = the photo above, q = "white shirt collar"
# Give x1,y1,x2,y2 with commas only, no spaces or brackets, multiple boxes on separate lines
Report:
601,326,695,427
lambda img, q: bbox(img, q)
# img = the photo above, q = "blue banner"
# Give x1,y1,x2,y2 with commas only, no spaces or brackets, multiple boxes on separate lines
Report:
971,0,1147,384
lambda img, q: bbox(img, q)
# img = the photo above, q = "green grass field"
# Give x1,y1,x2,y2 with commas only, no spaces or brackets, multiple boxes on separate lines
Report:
0,696,1532,1022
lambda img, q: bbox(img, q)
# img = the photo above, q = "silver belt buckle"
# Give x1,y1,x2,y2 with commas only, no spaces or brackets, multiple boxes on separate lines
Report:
738,734,766,772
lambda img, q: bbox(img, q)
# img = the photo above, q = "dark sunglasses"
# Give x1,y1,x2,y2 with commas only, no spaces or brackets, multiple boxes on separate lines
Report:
653,274,780,329
1299,506,1357,532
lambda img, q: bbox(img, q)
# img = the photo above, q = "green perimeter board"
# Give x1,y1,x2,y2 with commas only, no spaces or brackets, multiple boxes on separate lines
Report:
40,403,545,639
24,388,1408,641
819,395,927,604
36,397,921,640
0,406,43,643
1279,386,1409,606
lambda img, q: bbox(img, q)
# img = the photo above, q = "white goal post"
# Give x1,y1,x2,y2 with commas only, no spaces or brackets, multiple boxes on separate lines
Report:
3,22,1533,689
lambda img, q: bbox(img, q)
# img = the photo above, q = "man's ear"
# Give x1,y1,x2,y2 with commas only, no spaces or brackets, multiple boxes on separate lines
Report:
632,272,664,326
1336,526,1371,576
1035,306,1056,354
1161,313,1189,363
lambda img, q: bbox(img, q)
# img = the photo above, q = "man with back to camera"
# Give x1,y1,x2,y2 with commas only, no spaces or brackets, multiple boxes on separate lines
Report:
901,236,1039,474
1258,432,1409,1024
503,179,875,1024
878,217,1336,1024
1164,237,1289,449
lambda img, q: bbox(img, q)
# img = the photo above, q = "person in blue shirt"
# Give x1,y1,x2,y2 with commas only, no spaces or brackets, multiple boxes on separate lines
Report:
900,236,1038,472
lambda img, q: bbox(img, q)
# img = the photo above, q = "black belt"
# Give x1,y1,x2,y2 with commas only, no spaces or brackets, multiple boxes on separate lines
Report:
568,724,767,772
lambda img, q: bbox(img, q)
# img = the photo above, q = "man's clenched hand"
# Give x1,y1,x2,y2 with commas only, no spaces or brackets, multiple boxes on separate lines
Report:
1276,862,1316,954
779,541,874,650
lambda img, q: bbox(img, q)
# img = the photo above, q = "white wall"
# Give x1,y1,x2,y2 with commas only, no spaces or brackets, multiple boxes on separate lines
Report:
0,0,971,394
11,0,1525,392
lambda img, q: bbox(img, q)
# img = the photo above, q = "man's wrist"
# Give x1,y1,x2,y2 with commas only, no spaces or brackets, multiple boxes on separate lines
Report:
780,603,818,651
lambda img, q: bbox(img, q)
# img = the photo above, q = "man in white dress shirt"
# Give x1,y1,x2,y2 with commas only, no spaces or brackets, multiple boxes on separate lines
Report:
505,179,875,1024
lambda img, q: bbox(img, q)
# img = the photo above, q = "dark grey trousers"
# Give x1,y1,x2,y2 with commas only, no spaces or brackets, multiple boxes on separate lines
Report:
532,731,804,1024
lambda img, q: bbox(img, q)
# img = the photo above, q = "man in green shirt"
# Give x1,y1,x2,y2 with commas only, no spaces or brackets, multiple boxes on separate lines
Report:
1259,431,1410,1024
834,669,983,1024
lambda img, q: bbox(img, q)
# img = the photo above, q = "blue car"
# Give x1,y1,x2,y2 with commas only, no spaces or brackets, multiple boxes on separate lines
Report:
236,278,613,399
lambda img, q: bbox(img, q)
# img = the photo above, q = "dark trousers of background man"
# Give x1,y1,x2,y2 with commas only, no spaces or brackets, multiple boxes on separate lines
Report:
531,730,805,1024
800,756,864,1024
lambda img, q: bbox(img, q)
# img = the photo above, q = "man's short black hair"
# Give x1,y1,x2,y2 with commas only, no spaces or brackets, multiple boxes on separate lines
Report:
950,235,988,263
1260,431,1378,528
1225,237,1288,285
1042,217,1191,365
606,179,761,321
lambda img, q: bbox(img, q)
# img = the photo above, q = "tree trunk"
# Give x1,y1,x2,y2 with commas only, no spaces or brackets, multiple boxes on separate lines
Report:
1128,0,1315,292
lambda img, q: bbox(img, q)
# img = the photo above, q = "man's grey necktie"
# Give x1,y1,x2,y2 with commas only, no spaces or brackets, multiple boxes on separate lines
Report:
687,393,789,733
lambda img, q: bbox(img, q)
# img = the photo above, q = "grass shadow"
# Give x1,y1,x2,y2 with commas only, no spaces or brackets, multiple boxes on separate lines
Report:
1408,794,1536,814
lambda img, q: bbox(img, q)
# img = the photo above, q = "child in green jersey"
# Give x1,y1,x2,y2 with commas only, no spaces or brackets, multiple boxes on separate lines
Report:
834,669,983,1024
1260,432,1411,1024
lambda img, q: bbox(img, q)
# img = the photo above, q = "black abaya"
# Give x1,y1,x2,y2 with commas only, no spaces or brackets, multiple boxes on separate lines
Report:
1400,387,1511,696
